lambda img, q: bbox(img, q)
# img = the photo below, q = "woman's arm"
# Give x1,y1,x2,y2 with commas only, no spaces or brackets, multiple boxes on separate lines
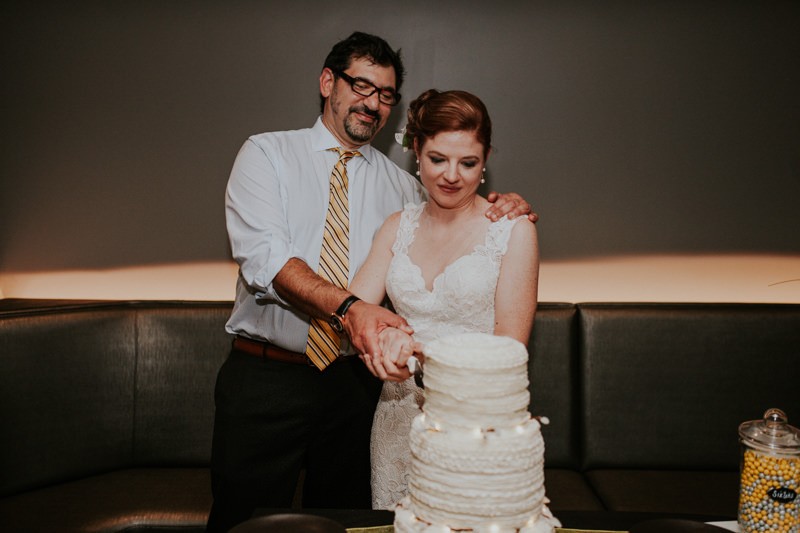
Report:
349,211,401,305
493,218,540,345
345,213,414,381
349,212,419,381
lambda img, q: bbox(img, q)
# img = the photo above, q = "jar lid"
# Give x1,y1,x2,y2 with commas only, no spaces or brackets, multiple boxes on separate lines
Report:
739,408,800,454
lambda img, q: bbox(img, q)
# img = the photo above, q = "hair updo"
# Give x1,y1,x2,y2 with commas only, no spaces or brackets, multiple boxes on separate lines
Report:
405,89,492,158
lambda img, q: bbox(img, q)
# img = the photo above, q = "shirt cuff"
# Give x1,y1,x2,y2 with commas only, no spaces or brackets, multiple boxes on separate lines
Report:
254,246,307,306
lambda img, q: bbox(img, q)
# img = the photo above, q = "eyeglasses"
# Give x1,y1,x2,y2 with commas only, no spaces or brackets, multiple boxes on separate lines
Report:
332,69,401,106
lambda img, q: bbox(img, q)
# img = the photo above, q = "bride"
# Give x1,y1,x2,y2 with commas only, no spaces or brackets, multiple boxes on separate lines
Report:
349,89,540,510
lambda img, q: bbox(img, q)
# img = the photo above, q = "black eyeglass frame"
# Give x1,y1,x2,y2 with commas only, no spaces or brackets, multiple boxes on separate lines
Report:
332,69,401,106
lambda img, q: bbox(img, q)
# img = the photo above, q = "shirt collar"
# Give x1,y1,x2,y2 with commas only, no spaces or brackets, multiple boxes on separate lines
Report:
311,116,375,164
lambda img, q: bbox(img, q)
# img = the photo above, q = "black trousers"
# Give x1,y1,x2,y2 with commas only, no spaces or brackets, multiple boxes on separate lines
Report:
206,347,382,533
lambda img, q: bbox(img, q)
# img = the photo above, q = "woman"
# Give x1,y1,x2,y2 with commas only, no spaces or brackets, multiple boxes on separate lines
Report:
349,89,540,510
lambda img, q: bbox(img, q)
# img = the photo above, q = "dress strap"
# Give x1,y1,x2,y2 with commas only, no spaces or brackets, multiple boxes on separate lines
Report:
391,202,425,256
481,215,521,260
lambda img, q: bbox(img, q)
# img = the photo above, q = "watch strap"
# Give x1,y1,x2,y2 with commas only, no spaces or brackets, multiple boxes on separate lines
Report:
335,295,361,318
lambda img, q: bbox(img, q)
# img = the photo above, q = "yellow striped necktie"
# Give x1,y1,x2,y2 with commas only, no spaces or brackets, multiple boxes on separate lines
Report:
305,148,361,370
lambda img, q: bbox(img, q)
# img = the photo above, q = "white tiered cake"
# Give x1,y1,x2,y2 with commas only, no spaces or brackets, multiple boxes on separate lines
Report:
394,333,559,533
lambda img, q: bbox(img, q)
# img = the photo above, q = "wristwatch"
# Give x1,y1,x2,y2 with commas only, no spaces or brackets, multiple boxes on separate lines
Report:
328,295,361,334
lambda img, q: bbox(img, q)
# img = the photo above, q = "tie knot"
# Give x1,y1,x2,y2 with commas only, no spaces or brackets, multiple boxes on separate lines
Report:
331,147,361,163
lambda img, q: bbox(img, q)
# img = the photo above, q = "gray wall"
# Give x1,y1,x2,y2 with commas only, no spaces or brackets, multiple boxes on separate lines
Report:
2,1,798,272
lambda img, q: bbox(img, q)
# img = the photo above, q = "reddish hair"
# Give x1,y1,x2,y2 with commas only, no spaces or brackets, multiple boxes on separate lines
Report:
406,89,492,158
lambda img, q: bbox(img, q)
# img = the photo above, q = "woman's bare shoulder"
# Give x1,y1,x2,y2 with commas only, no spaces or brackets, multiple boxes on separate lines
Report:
508,215,538,252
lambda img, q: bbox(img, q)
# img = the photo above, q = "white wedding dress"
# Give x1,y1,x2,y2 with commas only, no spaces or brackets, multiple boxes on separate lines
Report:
369,202,521,510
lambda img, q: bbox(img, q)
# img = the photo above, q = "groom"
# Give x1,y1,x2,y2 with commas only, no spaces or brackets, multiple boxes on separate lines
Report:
207,31,536,532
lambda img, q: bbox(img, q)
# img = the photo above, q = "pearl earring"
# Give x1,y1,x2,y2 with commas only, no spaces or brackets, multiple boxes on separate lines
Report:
416,159,420,177
481,167,486,184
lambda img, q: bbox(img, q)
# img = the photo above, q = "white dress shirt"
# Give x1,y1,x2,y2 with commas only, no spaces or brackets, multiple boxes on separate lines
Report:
225,117,425,352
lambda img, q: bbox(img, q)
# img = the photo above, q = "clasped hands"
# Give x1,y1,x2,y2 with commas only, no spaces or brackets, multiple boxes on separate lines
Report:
360,327,424,382
341,300,422,381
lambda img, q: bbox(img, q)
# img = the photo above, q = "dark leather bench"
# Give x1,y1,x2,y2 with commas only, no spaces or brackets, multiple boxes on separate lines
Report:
1,299,798,531
540,303,800,517
0,301,231,532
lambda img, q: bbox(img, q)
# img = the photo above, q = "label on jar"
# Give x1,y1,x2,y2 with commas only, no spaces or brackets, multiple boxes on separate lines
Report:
768,487,797,503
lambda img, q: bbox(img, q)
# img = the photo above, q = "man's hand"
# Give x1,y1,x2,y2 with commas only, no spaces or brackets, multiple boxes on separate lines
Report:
361,327,423,382
343,300,413,363
486,191,538,223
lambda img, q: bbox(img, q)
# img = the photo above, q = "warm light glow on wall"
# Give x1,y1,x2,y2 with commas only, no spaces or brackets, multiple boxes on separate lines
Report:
537,254,800,303
0,262,240,301
1,255,798,303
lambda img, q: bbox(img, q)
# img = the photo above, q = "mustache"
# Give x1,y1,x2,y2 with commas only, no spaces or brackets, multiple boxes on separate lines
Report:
350,104,381,122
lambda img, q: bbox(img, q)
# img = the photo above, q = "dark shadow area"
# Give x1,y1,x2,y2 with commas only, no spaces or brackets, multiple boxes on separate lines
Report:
2,1,798,271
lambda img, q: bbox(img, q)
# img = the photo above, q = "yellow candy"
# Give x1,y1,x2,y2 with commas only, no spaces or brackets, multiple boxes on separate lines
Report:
738,449,800,532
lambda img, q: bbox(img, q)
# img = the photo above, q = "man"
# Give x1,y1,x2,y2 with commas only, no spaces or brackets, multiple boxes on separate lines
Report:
208,32,534,532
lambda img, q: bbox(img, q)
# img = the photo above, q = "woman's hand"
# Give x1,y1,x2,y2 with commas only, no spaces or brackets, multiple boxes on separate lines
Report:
344,300,413,361
361,327,421,382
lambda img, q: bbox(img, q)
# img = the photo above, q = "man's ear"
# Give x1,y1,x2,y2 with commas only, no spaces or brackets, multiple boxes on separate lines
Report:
320,68,335,99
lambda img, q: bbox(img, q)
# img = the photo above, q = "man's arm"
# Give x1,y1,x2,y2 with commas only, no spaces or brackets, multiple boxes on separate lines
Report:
272,258,350,320
273,258,411,358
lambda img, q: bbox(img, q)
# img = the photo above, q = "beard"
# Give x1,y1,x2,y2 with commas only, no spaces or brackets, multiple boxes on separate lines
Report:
343,105,382,144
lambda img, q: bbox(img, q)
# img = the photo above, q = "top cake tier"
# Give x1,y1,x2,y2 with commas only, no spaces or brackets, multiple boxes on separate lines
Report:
422,333,531,430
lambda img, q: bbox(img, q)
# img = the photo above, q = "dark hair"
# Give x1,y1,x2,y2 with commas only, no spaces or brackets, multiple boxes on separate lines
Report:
406,89,492,157
319,32,405,112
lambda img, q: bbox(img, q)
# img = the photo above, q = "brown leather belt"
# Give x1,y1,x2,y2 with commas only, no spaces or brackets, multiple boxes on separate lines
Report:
233,336,313,366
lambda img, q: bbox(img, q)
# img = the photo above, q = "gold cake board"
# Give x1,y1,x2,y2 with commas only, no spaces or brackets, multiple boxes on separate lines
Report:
347,526,625,533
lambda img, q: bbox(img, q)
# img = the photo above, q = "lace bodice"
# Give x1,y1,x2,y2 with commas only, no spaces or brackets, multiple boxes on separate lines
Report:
386,202,519,346
370,202,520,510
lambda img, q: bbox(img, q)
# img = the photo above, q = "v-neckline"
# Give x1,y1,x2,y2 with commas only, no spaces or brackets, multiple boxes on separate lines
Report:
404,249,483,294
403,208,488,293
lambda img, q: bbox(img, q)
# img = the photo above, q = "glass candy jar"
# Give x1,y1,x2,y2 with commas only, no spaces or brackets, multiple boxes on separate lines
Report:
738,408,800,532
